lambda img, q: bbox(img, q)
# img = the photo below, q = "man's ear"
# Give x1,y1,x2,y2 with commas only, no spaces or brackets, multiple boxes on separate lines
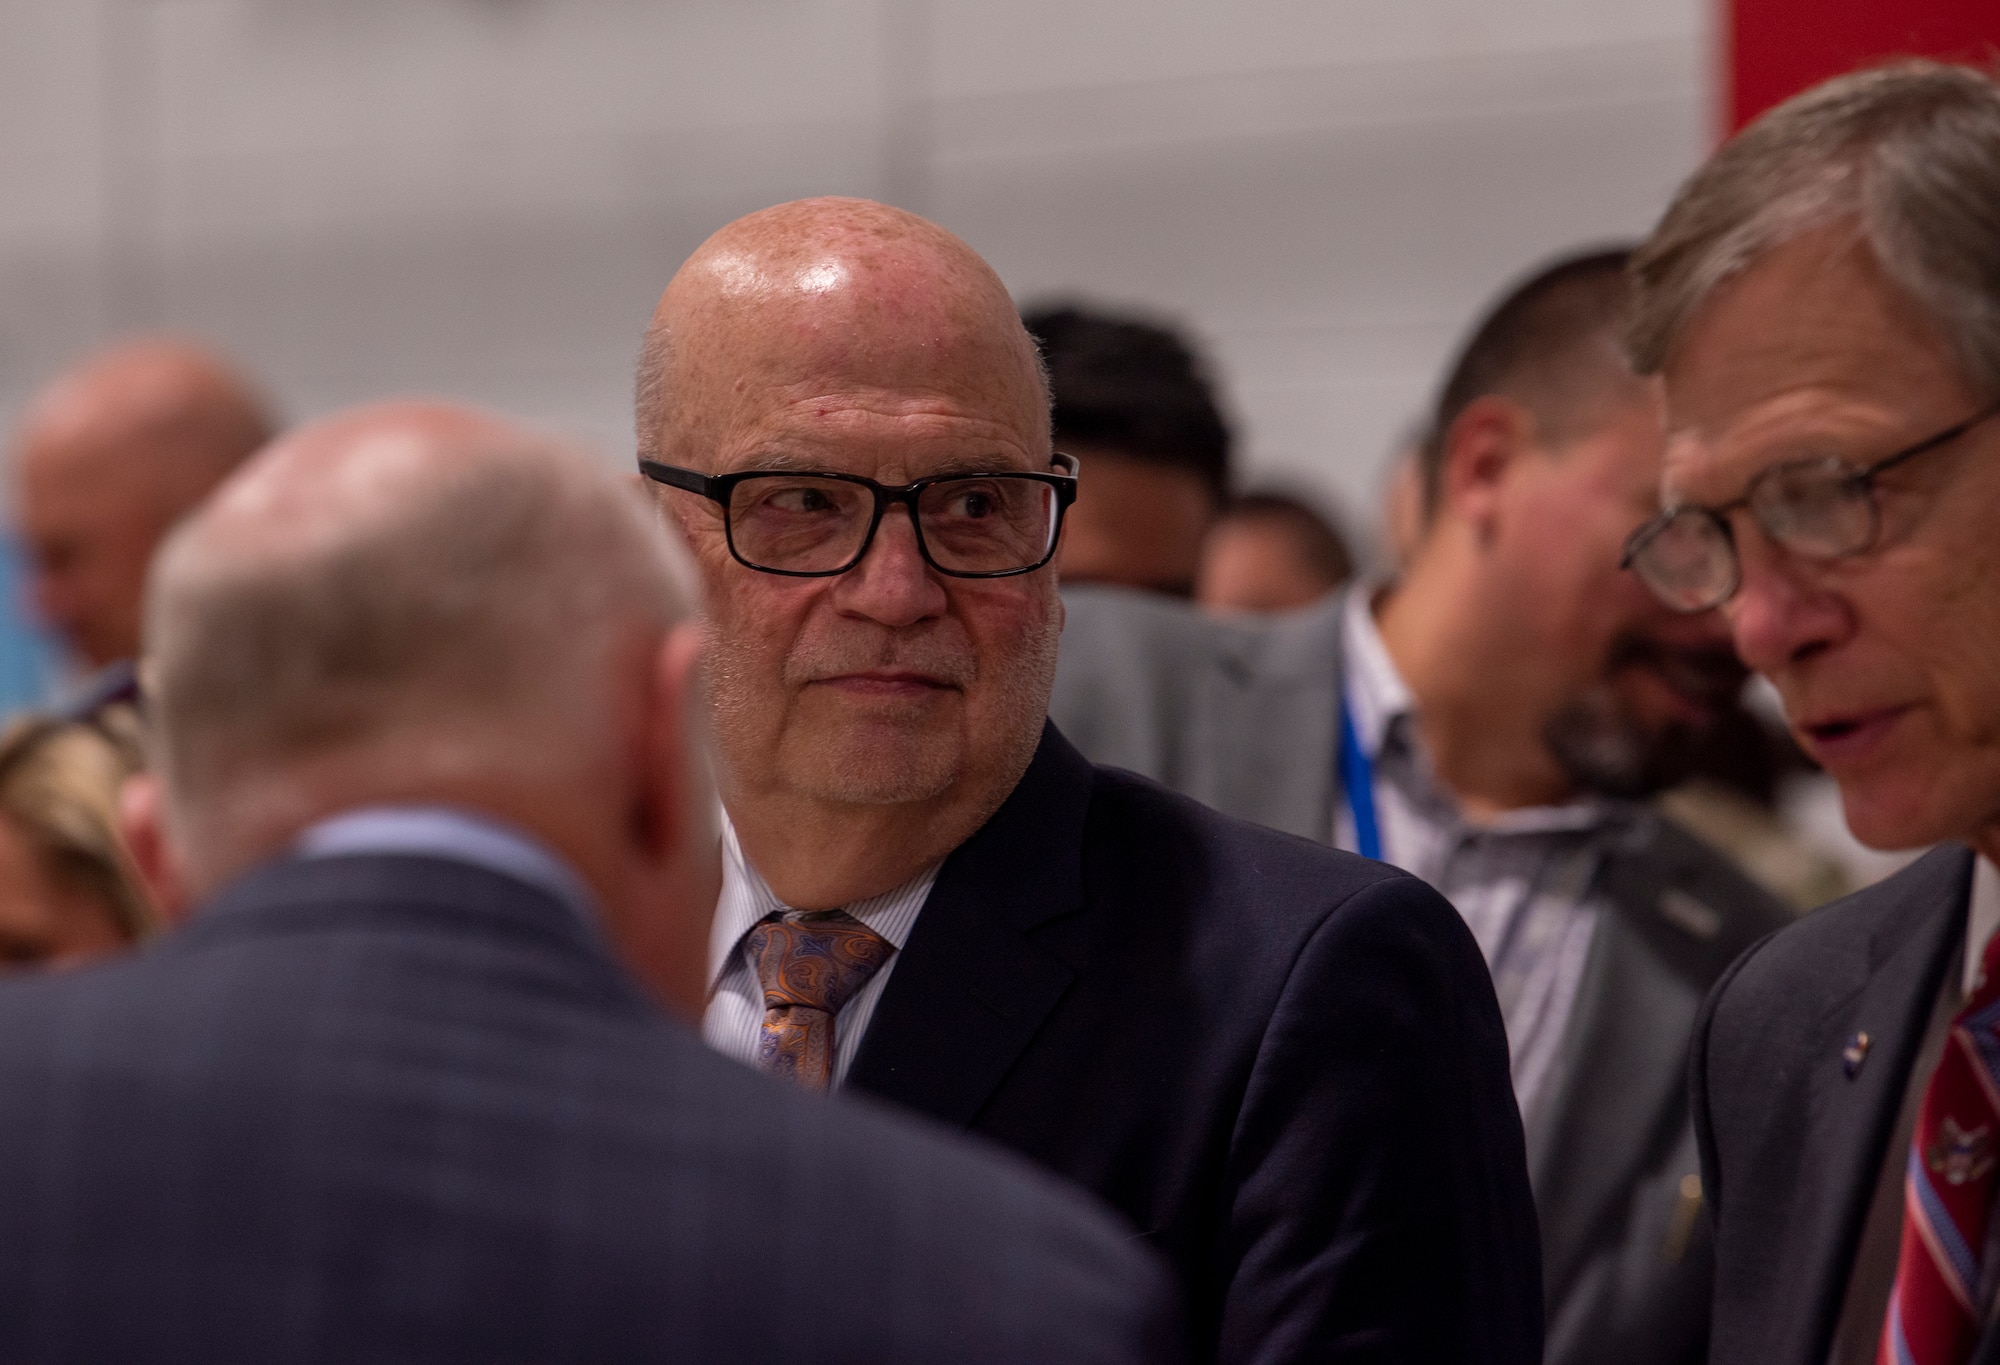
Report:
638,623,706,855
118,772,192,925
1437,396,1537,545
614,621,718,1021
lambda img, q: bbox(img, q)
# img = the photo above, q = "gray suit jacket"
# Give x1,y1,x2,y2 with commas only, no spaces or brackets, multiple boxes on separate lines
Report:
1050,584,1792,1365
1693,844,1981,1365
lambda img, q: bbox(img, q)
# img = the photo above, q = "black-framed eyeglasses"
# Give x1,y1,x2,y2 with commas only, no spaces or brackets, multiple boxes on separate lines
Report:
1621,400,2000,613
639,454,1079,578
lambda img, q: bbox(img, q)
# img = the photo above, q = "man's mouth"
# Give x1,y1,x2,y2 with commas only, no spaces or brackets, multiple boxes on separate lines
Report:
1795,706,1910,767
812,670,957,697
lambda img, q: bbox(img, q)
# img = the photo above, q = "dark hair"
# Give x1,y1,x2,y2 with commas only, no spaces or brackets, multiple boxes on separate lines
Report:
1421,248,1640,516
1219,493,1354,587
1022,303,1232,497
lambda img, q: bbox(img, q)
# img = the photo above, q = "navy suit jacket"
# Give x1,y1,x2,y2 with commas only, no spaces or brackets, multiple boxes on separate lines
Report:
848,724,1544,1364
0,849,1180,1364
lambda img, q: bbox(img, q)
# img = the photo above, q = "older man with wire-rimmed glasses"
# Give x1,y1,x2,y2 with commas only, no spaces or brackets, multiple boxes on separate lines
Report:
1624,61,2000,1365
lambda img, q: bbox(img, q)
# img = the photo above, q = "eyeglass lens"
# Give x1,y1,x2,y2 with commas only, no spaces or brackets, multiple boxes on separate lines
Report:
1746,458,1878,558
1631,460,1881,611
1632,509,1737,612
727,474,1060,575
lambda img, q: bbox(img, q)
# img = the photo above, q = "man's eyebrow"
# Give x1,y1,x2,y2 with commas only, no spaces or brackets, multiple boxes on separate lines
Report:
727,451,1037,478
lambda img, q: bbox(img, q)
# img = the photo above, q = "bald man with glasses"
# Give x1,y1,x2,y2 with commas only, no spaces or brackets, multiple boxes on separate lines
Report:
1626,64,2000,1365
635,196,1542,1365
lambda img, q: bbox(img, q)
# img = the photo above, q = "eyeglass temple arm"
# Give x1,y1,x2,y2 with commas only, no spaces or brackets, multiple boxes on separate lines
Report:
638,460,730,504
1858,398,2000,482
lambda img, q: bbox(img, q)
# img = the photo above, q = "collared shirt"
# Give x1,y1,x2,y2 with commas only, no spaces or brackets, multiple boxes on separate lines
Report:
701,815,939,1088
1831,855,2000,1365
291,804,600,924
1335,588,1628,1127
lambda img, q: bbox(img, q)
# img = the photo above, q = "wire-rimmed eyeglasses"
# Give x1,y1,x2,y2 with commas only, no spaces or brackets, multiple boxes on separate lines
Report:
1621,400,2000,613
639,455,1079,579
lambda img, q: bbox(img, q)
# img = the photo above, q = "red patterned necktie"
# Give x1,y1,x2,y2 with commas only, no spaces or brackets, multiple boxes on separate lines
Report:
745,909,894,1093
1878,930,2000,1365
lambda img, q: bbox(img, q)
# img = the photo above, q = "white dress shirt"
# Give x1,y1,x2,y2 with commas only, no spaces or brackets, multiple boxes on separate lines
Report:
701,816,939,1088
1335,588,1626,1127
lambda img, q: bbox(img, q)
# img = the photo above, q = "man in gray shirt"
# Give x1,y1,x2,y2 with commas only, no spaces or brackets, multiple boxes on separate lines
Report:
1052,248,1792,1365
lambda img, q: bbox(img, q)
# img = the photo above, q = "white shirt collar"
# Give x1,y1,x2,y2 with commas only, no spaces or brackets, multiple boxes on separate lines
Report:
1340,583,1414,761
706,812,940,993
291,804,597,924
1964,856,2000,1000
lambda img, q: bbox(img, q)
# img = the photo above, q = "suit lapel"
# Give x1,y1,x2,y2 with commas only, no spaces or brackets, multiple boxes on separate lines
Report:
1532,896,1704,1298
845,724,1092,1126
1531,826,1784,1299
1774,847,1973,1365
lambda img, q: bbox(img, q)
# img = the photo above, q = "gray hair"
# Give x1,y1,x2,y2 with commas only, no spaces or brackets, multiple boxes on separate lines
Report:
1630,60,2000,396
634,314,673,464
145,420,700,815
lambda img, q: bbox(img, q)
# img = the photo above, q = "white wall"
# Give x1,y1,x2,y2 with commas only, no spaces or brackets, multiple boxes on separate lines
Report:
0,0,1714,541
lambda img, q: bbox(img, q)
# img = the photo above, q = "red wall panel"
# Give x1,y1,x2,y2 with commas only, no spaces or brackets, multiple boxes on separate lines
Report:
1728,0,1998,132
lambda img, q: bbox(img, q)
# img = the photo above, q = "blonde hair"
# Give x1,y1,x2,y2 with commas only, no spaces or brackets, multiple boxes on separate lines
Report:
0,710,154,942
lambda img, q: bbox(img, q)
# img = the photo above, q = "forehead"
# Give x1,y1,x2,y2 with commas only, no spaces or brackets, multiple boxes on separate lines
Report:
1659,228,1977,496
663,251,1048,469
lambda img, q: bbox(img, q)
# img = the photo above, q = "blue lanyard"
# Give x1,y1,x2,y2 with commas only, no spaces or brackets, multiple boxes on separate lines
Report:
1338,691,1383,863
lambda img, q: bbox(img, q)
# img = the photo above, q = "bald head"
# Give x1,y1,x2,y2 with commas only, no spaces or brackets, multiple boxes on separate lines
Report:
145,402,699,894
636,197,1048,466
12,338,276,668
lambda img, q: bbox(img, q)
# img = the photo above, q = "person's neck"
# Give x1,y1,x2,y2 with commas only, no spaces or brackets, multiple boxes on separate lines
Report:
1372,554,1578,819
723,781,995,910
184,754,624,914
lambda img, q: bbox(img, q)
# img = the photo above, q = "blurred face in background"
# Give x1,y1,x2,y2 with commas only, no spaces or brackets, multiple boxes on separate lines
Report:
1486,393,1747,797
1196,500,1352,615
1659,227,2000,851
1055,447,1218,597
13,445,167,671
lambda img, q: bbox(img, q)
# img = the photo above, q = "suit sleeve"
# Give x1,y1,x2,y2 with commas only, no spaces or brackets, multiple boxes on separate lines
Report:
1216,874,1544,1365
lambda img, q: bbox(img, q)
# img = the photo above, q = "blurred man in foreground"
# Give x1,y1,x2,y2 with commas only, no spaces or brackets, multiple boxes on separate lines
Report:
9,339,274,707
1629,63,2000,1365
638,197,1541,1364
1195,492,1353,614
1025,304,1233,596
0,403,1177,1364
1052,248,1791,1365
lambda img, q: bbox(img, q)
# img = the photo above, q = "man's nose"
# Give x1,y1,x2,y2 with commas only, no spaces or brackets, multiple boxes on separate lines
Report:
830,506,948,628
1725,524,1852,677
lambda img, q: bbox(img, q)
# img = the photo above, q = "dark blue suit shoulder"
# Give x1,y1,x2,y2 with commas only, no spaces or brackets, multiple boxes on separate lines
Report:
1085,762,1413,912
1706,843,1974,1042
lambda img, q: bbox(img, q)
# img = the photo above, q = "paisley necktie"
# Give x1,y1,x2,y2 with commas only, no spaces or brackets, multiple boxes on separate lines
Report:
1878,930,2000,1364
745,909,894,1092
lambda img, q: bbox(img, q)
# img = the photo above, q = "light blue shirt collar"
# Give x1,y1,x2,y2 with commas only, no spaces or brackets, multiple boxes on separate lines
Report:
292,804,598,926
